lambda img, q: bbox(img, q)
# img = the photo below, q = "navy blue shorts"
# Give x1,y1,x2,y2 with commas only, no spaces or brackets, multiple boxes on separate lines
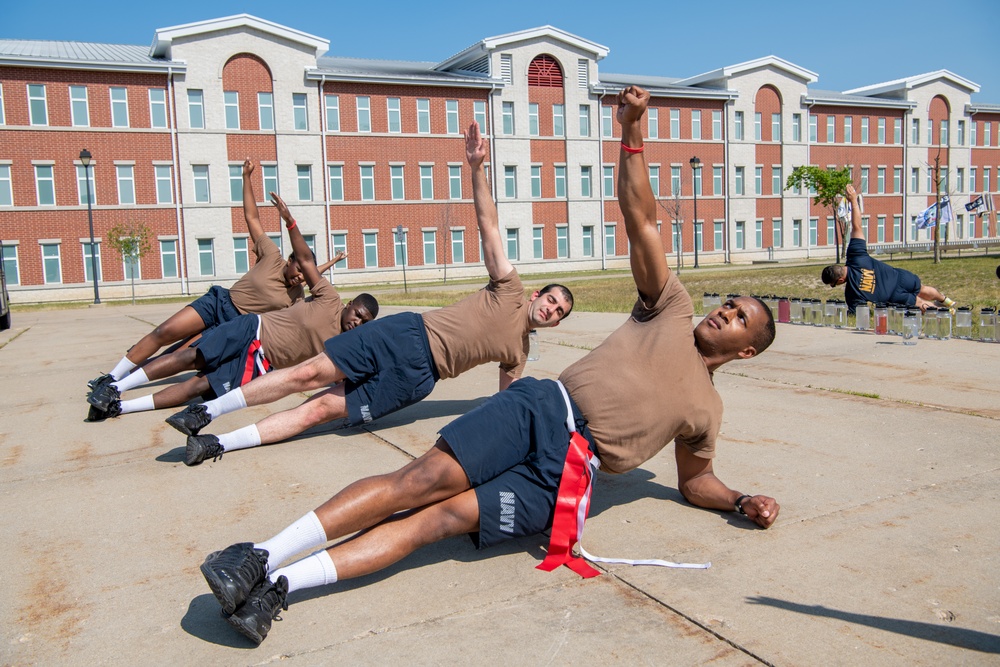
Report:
889,269,921,306
439,377,595,550
189,286,241,330
195,314,264,399
323,312,439,426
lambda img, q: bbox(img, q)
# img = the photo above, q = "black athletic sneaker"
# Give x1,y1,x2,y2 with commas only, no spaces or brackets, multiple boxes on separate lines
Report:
87,373,114,390
85,399,122,422
185,434,224,467
200,543,270,615
87,382,120,411
165,404,212,436
225,575,288,646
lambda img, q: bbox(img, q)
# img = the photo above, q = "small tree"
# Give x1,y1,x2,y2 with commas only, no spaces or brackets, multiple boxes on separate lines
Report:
657,190,685,273
107,221,153,304
785,166,852,263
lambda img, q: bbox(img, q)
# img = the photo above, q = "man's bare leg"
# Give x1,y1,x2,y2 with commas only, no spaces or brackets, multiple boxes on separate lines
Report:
103,307,207,382
918,284,952,305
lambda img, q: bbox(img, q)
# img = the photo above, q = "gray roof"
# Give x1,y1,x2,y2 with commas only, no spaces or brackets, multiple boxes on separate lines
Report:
595,71,736,100
803,88,916,109
310,55,498,86
0,39,180,72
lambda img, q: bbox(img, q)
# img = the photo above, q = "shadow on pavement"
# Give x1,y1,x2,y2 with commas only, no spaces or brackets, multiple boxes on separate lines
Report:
179,593,258,648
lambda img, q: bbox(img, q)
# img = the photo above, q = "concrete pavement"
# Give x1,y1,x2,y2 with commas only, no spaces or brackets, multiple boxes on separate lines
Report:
1,302,998,666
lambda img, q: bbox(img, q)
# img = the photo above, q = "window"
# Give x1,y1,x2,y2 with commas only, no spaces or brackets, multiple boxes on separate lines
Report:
877,118,886,144
733,111,744,141
861,216,869,239
76,165,95,205
532,227,543,259
152,165,171,204
672,223,682,253
557,226,568,258
193,165,210,203
70,85,89,126
828,217,836,244
893,167,902,194
940,120,949,145
692,110,701,140
582,226,594,257
554,165,566,198
506,228,519,260
448,165,462,199
360,165,375,201
893,215,902,242
604,224,616,256
956,120,966,146
601,107,614,138
357,96,371,132
911,167,919,194
754,167,762,195
234,237,249,274
713,110,723,140
504,166,517,198
0,84,5,125
329,233,347,269
420,165,434,200
970,120,977,146
912,118,921,144
41,243,61,283
877,215,886,242
268,233,284,256
28,84,48,125
450,229,465,264
253,92,274,131
363,232,378,267
649,165,660,196
927,169,933,193
754,220,763,248
826,116,835,143
793,219,802,246
530,166,541,198
603,166,614,198
984,167,991,193
197,239,214,276
297,165,312,201
502,101,514,135
446,100,459,134
877,167,885,194
474,101,487,131
808,115,817,142
580,104,591,137
325,94,340,132
647,107,658,139
2,244,21,285
580,166,592,197
893,118,902,144
735,221,745,250
223,91,239,129
328,165,344,201
390,165,405,200
671,166,681,195
0,164,11,206
528,103,539,136
860,117,869,143
423,230,437,264
188,89,204,129
986,123,993,146
291,93,308,131
696,222,703,252
773,219,783,247
693,168,702,196
553,104,565,137
792,114,801,142
670,109,680,139
809,218,818,246
735,166,744,195
927,119,934,145
263,165,278,198
158,239,177,278
860,167,869,194
35,165,55,205
82,242,102,283
771,166,782,195
417,98,430,134
714,222,723,250
771,113,781,142
753,112,761,141
229,165,242,202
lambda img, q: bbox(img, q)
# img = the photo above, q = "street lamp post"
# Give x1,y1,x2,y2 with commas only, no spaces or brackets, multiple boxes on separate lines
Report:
80,149,101,304
689,156,701,269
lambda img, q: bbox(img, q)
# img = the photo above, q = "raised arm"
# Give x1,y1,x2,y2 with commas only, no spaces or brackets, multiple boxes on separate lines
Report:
317,251,347,276
242,159,266,244
846,184,864,240
466,121,513,281
270,192,321,289
617,86,670,303
675,444,779,529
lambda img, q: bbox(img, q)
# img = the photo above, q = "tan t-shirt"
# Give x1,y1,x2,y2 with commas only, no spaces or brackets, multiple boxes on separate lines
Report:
422,269,531,381
259,277,344,369
559,272,721,474
229,236,305,315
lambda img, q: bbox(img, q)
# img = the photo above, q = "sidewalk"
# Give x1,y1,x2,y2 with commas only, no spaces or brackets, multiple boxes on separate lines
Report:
1,304,998,666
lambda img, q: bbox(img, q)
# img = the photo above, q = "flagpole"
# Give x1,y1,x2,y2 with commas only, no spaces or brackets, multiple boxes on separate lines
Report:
933,150,942,263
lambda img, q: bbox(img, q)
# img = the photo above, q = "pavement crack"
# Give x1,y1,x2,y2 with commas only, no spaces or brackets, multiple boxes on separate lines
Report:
0,326,31,350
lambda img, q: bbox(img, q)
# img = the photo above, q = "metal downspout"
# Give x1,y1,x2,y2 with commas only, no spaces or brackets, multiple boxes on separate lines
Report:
166,66,188,295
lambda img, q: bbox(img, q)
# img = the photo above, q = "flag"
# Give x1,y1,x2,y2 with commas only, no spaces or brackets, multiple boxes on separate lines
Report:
965,195,984,212
835,195,849,222
985,194,995,217
915,202,937,229
940,196,953,224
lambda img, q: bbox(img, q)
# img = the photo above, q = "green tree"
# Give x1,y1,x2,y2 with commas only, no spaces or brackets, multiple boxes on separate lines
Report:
785,166,852,263
107,221,153,305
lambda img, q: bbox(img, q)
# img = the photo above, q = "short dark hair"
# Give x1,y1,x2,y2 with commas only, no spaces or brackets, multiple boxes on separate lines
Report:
821,265,842,286
289,249,317,266
538,284,574,318
749,296,776,355
352,292,379,319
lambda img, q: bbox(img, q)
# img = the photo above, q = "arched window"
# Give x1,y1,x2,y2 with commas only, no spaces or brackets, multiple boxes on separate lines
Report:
528,55,563,88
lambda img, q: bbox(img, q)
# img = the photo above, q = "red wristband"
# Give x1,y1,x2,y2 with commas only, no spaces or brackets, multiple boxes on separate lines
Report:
620,142,644,154
286,220,296,230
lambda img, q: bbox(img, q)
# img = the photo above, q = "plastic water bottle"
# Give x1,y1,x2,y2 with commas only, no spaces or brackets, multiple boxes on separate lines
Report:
855,304,870,331
936,307,951,340
874,304,888,335
778,297,790,324
954,307,972,339
790,298,802,324
979,307,996,342
527,330,540,361
902,310,919,345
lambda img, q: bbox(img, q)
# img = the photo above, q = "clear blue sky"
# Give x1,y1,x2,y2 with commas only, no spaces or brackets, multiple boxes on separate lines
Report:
5,0,1000,102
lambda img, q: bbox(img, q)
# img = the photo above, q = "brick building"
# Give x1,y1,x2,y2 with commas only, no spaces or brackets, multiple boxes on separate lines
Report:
1,15,998,303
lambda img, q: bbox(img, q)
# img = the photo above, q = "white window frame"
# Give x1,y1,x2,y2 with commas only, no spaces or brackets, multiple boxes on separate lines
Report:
28,84,48,126
328,165,344,201
192,165,210,203
224,91,240,130
387,98,401,133
70,85,89,127
160,239,178,278
357,96,371,132
325,94,340,132
76,164,96,206
448,165,462,200
258,92,275,131
292,93,308,131
446,100,459,134
417,98,430,134
360,164,375,201
390,165,405,201
197,238,215,276
35,164,55,206
41,242,62,284
155,165,173,204
110,87,130,128
149,88,168,129
296,165,312,201
420,165,434,200
188,89,204,129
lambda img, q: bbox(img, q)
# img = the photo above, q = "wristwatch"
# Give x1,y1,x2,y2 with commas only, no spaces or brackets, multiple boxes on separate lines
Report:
734,494,752,515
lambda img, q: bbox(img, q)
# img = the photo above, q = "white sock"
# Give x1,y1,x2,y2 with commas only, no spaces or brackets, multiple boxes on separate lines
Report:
202,388,247,419
118,394,155,414
271,550,338,594
113,368,149,393
217,424,261,452
255,511,328,572
110,357,137,381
